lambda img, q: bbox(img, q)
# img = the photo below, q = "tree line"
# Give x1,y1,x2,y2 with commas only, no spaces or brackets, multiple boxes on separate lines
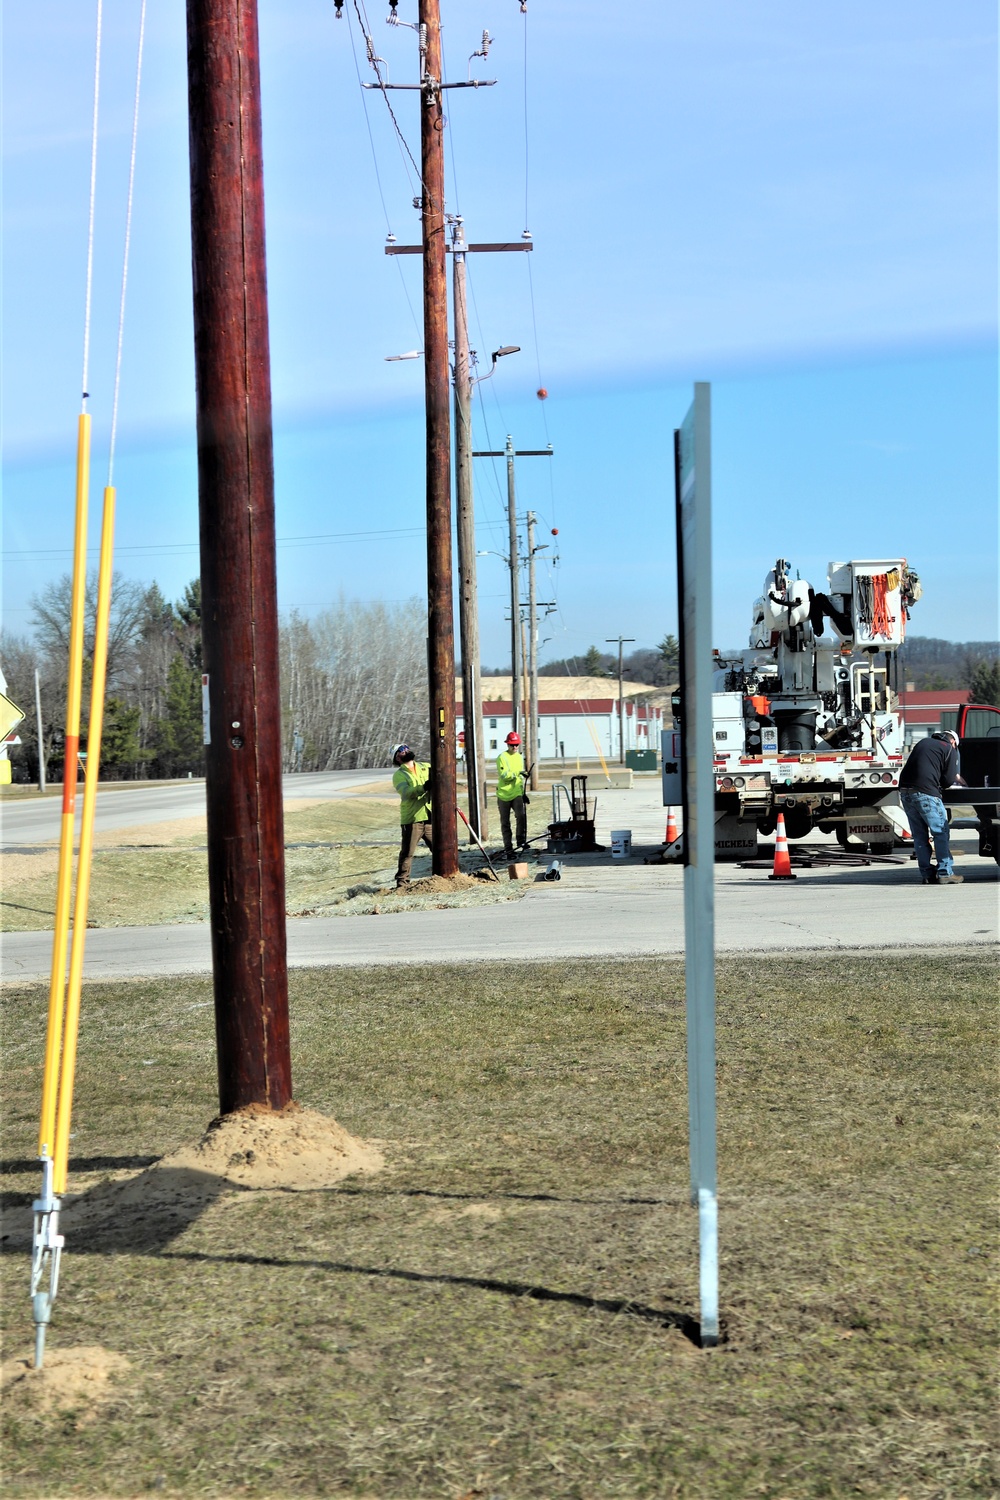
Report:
1,577,428,782
482,635,680,687
3,583,997,785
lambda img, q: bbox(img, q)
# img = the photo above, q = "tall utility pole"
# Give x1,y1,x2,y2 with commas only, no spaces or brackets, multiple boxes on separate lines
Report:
186,0,292,1114
606,636,635,764
387,225,529,842
505,437,521,734
473,438,554,740
451,221,487,839
418,0,458,876
34,669,46,794
526,512,538,782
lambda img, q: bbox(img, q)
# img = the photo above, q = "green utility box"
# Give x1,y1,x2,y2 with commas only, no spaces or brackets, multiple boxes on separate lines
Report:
625,749,658,771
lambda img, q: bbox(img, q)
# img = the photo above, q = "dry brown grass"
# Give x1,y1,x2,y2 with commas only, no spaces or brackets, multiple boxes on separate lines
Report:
0,787,546,932
1,952,996,1498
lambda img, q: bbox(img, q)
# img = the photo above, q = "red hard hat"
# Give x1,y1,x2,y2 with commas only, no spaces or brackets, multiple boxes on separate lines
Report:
506,731,521,745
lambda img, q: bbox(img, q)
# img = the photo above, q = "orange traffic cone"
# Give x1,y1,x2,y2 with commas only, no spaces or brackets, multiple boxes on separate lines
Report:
768,811,796,880
665,808,678,845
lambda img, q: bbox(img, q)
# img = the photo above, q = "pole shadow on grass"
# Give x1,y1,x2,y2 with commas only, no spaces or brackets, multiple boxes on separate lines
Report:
333,1184,670,1207
157,1247,707,1345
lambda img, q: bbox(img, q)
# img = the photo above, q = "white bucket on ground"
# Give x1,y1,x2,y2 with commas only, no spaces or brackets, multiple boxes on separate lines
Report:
610,830,632,859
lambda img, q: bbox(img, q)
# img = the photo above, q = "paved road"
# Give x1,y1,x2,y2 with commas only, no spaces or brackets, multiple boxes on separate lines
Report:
3,861,996,981
0,770,383,847
2,772,995,981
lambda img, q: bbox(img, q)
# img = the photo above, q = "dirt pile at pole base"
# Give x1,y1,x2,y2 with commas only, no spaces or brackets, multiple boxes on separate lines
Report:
1,1345,129,1418
159,1102,383,1190
42,1105,383,1247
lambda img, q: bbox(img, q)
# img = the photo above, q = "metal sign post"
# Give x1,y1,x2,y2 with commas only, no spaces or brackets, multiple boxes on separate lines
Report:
674,382,719,1347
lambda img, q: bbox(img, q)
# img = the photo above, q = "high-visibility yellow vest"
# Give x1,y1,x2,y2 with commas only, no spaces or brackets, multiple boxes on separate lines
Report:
393,761,432,824
496,750,525,802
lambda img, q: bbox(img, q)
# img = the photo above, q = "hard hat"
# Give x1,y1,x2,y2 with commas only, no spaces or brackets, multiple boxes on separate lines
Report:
391,743,411,762
506,731,521,745
934,729,959,746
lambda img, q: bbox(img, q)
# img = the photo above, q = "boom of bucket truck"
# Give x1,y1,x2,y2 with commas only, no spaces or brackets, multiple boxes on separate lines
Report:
664,558,923,857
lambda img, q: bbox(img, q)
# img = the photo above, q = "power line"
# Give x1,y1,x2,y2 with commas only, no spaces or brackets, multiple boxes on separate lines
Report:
345,2,421,339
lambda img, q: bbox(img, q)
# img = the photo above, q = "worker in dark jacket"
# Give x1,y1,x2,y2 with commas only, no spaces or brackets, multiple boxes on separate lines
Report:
899,729,964,884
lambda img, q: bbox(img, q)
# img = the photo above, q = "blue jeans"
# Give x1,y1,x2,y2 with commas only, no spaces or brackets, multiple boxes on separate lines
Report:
900,789,953,877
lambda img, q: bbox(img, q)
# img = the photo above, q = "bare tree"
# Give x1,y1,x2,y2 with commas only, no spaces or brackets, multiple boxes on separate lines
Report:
280,598,428,770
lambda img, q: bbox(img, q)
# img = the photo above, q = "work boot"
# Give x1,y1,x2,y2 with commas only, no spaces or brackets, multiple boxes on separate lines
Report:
395,878,410,890
937,873,964,884
921,871,938,884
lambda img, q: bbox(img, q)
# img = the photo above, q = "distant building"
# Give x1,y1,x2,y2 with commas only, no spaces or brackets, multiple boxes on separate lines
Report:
457,676,669,762
897,689,967,741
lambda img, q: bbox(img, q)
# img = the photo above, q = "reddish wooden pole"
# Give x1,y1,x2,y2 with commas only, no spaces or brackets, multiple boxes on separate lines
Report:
419,0,459,876
186,0,292,1114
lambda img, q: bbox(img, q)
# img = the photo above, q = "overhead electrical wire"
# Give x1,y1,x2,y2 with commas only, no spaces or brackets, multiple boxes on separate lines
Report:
345,0,421,339
80,0,104,409
108,0,147,486
351,0,425,196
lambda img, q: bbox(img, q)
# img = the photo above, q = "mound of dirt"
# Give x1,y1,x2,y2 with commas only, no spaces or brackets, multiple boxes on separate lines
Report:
1,1345,129,1418
49,1105,383,1242
397,872,495,895
161,1102,383,1190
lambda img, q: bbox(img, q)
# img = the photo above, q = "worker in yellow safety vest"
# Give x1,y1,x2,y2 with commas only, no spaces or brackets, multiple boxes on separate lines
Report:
391,743,432,888
496,730,528,858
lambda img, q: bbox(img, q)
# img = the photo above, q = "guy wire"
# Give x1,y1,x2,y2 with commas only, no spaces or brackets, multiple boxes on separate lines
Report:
81,0,104,411
108,0,147,487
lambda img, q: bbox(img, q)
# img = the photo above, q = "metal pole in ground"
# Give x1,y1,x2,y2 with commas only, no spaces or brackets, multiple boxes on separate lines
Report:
34,669,46,794
674,382,718,1348
186,0,292,1114
452,220,487,840
418,0,458,876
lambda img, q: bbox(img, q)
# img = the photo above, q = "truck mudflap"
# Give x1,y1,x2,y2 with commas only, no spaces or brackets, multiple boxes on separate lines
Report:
839,808,897,850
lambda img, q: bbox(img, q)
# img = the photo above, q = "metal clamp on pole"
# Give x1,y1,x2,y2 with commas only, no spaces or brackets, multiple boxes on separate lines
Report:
30,1152,64,1368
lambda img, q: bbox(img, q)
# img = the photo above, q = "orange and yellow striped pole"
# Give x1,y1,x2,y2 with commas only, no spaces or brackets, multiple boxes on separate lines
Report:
53,485,115,1194
38,414,91,1161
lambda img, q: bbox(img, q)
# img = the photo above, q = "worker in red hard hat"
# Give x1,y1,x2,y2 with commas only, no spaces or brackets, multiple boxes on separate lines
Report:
391,742,432,888
496,730,528,859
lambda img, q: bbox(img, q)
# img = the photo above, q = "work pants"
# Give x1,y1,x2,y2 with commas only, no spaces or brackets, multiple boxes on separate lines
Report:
900,790,954,877
498,795,527,855
396,820,432,884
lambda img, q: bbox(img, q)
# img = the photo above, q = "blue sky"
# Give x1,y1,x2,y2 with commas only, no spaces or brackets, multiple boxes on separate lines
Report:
3,1,997,664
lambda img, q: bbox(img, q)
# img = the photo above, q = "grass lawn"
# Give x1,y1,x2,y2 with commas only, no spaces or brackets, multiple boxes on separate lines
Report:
0,785,554,933
1,952,996,1498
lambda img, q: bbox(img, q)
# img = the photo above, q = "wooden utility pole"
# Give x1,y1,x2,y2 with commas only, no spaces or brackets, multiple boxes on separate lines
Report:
186,0,292,1115
526,512,539,789
505,437,521,735
606,636,635,764
451,221,487,840
418,0,459,876
473,439,554,746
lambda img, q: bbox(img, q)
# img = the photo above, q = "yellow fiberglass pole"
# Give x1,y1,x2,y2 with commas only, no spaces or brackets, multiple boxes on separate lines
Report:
39,413,91,1160
53,486,115,1195
53,486,116,1194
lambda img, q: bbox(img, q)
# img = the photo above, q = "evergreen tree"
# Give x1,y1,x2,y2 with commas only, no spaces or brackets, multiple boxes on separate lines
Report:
583,644,606,676
100,698,146,778
153,653,205,776
967,659,1000,708
657,633,679,677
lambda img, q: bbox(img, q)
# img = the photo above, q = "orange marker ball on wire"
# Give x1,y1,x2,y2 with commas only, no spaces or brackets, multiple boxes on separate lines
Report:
536,387,547,399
